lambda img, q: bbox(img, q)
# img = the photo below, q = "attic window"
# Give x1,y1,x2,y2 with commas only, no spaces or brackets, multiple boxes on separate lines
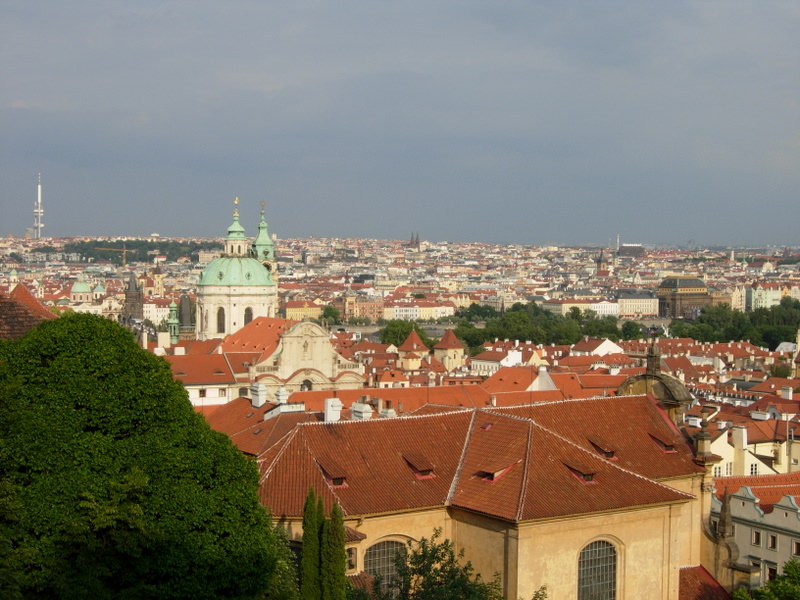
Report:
564,460,597,484
477,463,514,482
480,423,493,431
252,428,262,435
317,456,348,488
649,433,677,453
588,435,617,460
403,452,435,480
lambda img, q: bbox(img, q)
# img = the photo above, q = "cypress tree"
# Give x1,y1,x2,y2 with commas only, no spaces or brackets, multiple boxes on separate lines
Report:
300,488,321,600
321,502,347,600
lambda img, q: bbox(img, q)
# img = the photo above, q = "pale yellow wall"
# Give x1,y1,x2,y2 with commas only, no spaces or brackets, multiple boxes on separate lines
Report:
452,502,693,600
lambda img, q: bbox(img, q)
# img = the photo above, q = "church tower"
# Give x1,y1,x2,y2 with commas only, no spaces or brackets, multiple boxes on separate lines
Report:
195,198,278,340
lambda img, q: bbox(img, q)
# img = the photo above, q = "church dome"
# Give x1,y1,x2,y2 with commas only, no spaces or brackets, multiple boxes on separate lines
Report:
198,256,274,287
70,279,92,294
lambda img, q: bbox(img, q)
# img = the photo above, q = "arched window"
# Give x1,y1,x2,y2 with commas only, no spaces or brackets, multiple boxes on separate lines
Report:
216,307,225,334
300,379,313,391
578,540,616,600
365,540,406,592
244,307,253,325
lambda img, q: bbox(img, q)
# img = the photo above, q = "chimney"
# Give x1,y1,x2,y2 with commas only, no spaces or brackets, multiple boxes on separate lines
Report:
351,401,373,421
324,397,343,422
250,381,268,407
275,387,289,404
781,386,793,401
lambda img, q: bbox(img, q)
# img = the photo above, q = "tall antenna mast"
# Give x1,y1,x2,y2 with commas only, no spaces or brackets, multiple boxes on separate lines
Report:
33,173,44,239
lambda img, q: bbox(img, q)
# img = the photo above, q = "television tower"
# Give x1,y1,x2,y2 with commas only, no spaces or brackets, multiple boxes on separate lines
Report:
33,173,44,239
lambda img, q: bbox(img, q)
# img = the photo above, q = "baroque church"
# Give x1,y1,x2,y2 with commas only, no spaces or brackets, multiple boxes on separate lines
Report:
195,199,278,341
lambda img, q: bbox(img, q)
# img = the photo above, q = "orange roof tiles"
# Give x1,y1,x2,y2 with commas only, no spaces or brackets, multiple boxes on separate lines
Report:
254,394,698,522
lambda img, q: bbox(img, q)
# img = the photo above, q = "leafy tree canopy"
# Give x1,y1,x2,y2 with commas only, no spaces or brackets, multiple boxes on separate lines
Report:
379,321,434,349
733,557,800,599
670,299,800,350
0,313,286,600
375,528,502,600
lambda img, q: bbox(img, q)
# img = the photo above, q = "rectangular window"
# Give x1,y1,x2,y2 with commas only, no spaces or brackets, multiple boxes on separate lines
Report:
751,463,759,476
768,566,778,581
346,547,357,571
219,388,226,397
768,535,778,551
793,541,800,556
725,462,733,476
753,530,762,546
713,465,722,477
199,389,206,398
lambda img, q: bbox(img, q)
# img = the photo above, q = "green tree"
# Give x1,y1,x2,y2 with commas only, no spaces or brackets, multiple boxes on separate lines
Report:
621,321,643,340
379,321,433,348
0,313,281,599
300,489,322,600
376,528,502,600
321,503,347,600
322,305,341,325
734,556,800,599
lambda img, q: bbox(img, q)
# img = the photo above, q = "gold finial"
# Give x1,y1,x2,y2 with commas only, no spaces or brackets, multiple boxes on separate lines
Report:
260,200,266,216
233,196,240,218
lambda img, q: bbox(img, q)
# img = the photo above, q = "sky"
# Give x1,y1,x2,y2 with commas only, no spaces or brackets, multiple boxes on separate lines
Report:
1,1,798,246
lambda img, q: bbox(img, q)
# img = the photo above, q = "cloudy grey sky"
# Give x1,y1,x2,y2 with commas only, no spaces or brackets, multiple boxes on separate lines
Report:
1,1,798,246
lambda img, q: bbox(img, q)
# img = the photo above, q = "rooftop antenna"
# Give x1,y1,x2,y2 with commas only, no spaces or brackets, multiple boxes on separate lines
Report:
33,173,44,239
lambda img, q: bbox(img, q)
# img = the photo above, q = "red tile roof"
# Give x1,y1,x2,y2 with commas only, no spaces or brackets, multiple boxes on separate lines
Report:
679,565,729,600
165,354,236,385
220,317,298,358
255,395,698,522
713,471,800,507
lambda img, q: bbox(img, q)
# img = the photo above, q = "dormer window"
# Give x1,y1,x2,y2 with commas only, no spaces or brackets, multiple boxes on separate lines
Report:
588,435,617,460
477,463,514,482
649,432,677,453
403,452,435,480
317,456,348,488
564,460,597,484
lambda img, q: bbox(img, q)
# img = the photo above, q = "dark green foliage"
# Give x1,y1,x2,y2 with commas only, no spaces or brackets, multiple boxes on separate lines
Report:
0,313,280,599
57,239,222,265
734,557,800,599
321,305,341,325
321,503,347,600
301,489,322,600
265,525,301,600
379,321,434,349
669,299,800,350
454,304,499,322
376,528,502,600
621,320,643,340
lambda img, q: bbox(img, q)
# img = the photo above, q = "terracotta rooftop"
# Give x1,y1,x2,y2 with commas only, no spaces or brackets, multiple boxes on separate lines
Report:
255,395,697,522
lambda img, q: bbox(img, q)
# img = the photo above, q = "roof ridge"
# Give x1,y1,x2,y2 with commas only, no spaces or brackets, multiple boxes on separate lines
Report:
297,409,472,426
446,410,478,505
257,426,298,484
515,420,534,521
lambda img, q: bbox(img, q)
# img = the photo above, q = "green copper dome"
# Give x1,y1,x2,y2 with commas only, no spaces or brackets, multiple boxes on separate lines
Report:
71,278,92,294
198,256,274,287
252,206,274,263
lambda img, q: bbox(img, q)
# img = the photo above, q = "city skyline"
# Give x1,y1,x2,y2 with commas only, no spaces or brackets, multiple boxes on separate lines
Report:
1,1,798,246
